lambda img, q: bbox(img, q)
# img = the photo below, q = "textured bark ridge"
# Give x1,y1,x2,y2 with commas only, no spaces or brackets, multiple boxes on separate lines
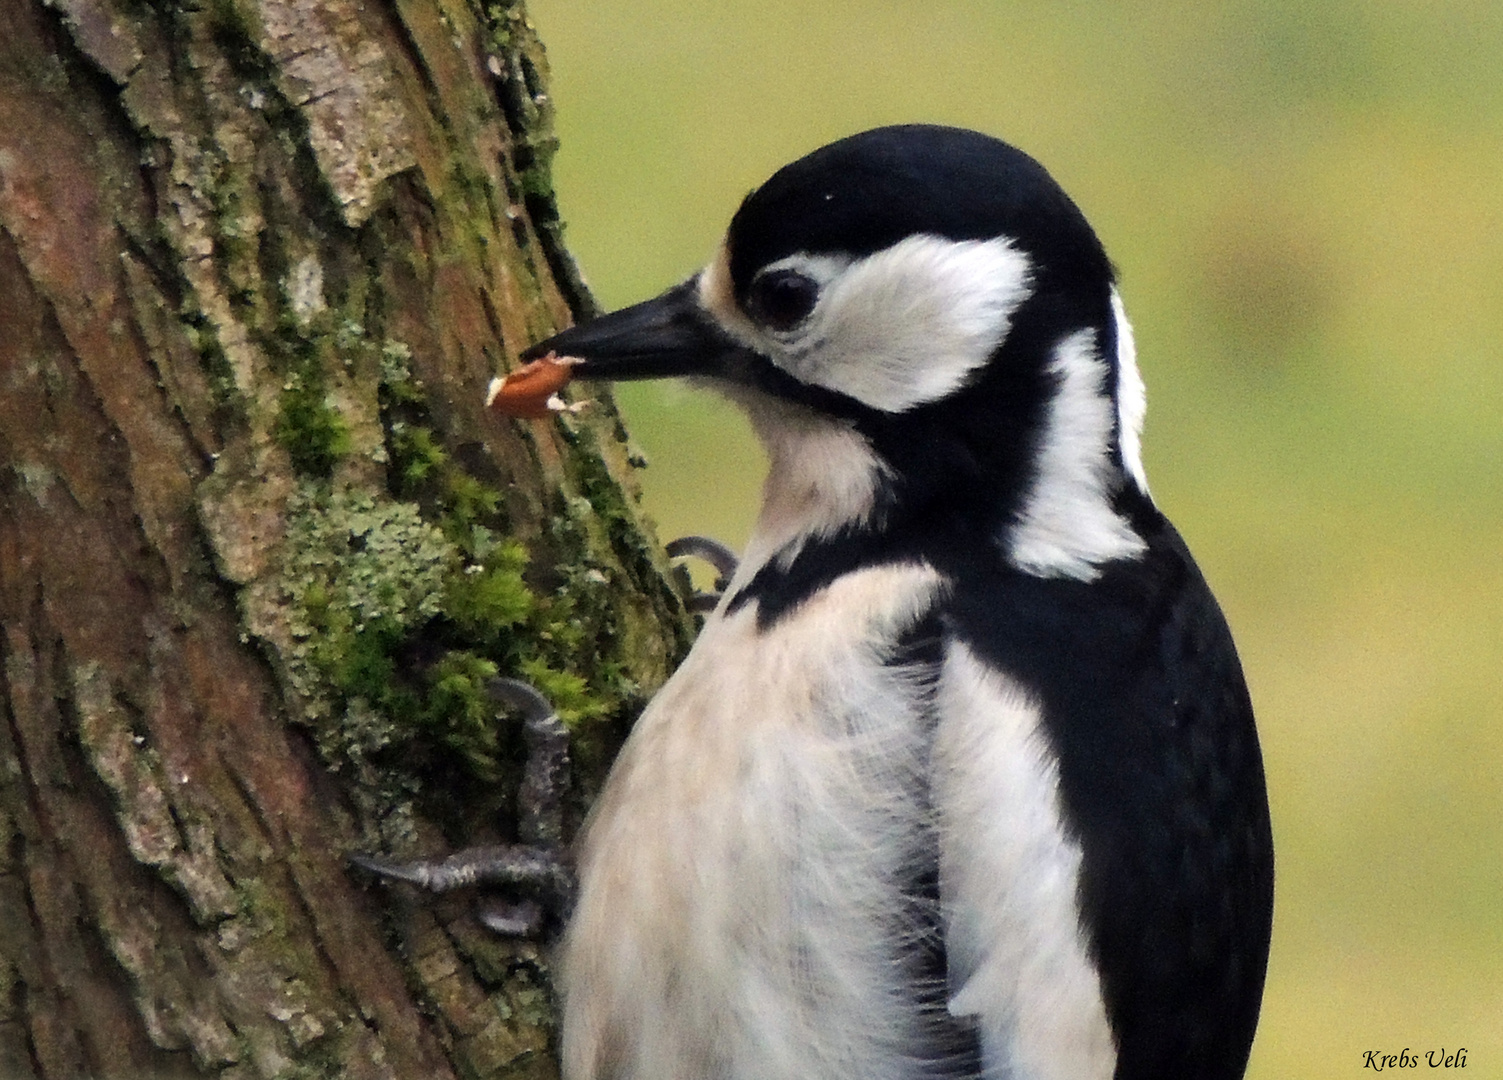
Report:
0,0,692,1076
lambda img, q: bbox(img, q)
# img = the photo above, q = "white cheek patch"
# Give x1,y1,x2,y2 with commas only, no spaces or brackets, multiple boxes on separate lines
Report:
1007,329,1146,580
1110,288,1150,497
769,235,1034,413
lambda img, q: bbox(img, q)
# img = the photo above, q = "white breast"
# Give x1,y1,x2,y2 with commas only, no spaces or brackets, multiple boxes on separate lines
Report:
560,562,944,1080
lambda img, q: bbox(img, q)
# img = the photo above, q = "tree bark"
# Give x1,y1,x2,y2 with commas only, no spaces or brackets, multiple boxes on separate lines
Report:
0,0,692,1075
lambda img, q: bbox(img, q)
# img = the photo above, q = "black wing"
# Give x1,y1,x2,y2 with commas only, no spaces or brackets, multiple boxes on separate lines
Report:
946,510,1274,1080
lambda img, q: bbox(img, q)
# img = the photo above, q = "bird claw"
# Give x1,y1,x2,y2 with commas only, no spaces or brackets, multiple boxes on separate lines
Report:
665,535,740,613
350,677,575,934
478,898,546,937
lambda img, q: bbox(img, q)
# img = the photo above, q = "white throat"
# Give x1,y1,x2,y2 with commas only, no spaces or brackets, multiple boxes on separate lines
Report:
719,389,890,587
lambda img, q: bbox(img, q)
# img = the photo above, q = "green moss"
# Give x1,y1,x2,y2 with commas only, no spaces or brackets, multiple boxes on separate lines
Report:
443,471,505,538
389,422,447,487
419,651,505,780
274,412,640,787
516,660,603,726
481,3,518,55
264,286,366,477
277,380,352,477
444,541,534,641
517,153,557,201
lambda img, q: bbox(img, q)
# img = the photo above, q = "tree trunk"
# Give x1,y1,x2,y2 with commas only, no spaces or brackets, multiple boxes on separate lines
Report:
0,0,692,1075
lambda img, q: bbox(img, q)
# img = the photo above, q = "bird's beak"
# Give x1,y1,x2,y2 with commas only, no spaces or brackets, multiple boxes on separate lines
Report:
521,278,751,382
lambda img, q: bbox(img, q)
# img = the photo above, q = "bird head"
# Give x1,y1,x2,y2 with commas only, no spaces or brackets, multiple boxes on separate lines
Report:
523,125,1151,582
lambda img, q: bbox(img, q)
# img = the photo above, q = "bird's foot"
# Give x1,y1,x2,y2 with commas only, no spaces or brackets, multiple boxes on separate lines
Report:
351,678,574,936
349,845,572,935
665,535,739,613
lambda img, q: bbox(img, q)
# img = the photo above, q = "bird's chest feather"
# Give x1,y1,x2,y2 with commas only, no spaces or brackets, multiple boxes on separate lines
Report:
560,562,945,1080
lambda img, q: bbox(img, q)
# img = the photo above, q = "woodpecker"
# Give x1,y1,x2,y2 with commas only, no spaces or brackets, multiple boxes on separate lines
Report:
517,124,1274,1080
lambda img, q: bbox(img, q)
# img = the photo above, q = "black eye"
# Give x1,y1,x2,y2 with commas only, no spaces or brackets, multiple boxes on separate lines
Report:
746,269,819,331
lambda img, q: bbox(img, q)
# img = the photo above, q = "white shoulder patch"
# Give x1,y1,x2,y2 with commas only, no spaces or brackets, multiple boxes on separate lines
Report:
1007,329,1146,580
933,642,1117,1080
1111,288,1151,497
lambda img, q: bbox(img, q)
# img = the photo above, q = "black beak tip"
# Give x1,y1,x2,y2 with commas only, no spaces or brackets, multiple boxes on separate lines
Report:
520,332,570,363
514,279,746,382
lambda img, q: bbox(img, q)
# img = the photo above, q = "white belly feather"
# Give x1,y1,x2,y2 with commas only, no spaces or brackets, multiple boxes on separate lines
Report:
561,562,944,1080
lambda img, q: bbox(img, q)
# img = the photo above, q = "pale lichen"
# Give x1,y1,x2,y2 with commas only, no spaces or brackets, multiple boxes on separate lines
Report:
251,0,419,226
286,254,326,324
71,662,239,925
278,483,456,721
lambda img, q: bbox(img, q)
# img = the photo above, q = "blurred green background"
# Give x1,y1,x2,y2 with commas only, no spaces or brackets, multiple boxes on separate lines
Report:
526,1,1503,1075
